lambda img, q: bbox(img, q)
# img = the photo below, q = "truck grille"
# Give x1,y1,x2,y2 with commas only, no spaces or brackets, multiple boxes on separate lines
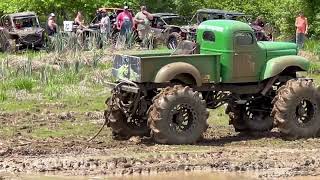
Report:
20,34,42,45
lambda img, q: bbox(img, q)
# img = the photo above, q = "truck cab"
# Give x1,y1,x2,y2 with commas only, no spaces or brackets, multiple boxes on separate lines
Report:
196,20,302,83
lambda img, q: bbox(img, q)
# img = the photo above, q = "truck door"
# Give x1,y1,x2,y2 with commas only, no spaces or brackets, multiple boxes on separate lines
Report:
232,31,260,82
151,17,166,42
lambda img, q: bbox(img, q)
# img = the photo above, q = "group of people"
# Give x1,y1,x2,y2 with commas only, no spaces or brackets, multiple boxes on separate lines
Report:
45,6,309,50
115,5,154,48
45,5,154,48
46,11,91,36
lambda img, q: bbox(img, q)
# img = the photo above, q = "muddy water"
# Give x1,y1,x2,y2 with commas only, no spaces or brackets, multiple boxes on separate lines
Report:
110,172,255,180
3,171,320,180
3,171,256,180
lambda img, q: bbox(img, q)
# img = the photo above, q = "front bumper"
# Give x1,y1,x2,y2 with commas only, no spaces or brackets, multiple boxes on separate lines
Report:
105,81,139,94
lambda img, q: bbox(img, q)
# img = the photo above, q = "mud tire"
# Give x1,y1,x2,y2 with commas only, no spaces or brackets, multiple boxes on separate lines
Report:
105,98,149,140
271,79,320,138
7,39,16,52
148,85,209,144
225,104,247,132
166,32,182,49
226,102,273,132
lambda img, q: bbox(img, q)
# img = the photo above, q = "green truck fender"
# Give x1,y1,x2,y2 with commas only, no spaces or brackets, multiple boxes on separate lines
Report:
261,55,310,80
154,62,202,86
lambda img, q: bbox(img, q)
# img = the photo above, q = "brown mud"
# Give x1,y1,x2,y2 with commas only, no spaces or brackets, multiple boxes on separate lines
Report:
1,110,320,179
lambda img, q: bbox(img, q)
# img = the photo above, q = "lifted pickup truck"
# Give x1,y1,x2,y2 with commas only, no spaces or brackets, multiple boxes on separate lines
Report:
105,20,320,144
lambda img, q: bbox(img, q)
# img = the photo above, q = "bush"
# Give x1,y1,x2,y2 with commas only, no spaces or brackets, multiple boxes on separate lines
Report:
11,78,35,92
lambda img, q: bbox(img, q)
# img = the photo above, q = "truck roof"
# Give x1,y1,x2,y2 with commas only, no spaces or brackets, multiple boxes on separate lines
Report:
196,8,246,16
196,20,254,50
98,7,133,12
7,12,37,18
152,13,179,17
198,19,253,33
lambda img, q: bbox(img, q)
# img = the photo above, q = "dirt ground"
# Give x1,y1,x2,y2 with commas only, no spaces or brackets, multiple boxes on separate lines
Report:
2,105,320,180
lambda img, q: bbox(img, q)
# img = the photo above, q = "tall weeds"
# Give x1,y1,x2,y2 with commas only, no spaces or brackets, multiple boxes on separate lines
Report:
0,46,112,102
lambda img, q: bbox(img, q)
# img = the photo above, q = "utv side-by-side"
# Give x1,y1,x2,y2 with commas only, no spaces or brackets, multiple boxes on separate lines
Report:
0,12,45,51
105,19,320,144
150,13,189,49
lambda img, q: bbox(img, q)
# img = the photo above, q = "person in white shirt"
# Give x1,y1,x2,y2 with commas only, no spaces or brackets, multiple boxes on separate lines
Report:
100,12,110,36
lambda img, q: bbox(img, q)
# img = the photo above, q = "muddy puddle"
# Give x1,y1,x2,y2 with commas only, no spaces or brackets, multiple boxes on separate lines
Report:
2,169,320,180
9,173,320,180
1,171,257,180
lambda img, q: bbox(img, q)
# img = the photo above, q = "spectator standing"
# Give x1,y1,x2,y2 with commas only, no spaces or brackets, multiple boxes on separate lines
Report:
100,11,111,35
134,6,153,48
295,12,308,49
74,11,87,29
253,16,265,28
47,13,57,36
100,11,111,47
116,6,134,48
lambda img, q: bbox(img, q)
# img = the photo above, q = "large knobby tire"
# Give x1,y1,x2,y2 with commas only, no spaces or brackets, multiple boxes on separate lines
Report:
0,29,9,52
105,98,149,140
8,39,16,52
272,79,320,138
148,85,209,144
166,32,182,49
225,104,248,132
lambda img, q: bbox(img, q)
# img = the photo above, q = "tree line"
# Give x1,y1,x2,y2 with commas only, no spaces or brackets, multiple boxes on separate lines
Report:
0,0,319,39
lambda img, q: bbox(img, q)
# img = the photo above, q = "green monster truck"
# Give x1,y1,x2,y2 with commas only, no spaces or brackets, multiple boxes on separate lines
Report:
105,19,320,144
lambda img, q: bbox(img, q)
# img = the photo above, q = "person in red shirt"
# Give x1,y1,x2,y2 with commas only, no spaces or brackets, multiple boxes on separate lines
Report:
295,12,308,49
116,6,134,47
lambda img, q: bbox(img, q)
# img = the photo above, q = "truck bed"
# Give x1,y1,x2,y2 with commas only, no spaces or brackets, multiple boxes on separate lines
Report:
112,50,221,84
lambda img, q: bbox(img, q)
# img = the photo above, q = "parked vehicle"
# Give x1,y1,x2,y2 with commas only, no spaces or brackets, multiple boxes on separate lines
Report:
150,13,189,49
0,12,45,51
104,20,319,144
184,9,272,42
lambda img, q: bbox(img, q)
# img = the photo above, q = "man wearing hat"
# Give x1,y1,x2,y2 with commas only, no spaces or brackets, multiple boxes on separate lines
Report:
47,13,57,36
116,6,134,48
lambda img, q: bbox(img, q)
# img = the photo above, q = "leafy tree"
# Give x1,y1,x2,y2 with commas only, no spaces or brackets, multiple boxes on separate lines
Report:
0,0,320,38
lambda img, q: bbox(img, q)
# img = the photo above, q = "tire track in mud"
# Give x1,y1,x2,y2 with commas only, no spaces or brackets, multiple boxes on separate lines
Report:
1,146,320,178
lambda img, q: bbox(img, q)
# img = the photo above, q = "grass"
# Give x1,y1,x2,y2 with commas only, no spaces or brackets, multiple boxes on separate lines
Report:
0,100,38,111
304,39,320,56
31,121,100,139
208,106,229,126
12,77,35,92
44,83,63,100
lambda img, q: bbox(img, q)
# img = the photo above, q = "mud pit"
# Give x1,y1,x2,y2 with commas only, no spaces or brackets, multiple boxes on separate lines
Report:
1,108,320,179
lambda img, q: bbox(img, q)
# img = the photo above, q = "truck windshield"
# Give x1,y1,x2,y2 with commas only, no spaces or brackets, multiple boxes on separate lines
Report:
163,17,187,26
226,15,250,22
13,16,39,29
193,12,250,24
196,13,225,24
